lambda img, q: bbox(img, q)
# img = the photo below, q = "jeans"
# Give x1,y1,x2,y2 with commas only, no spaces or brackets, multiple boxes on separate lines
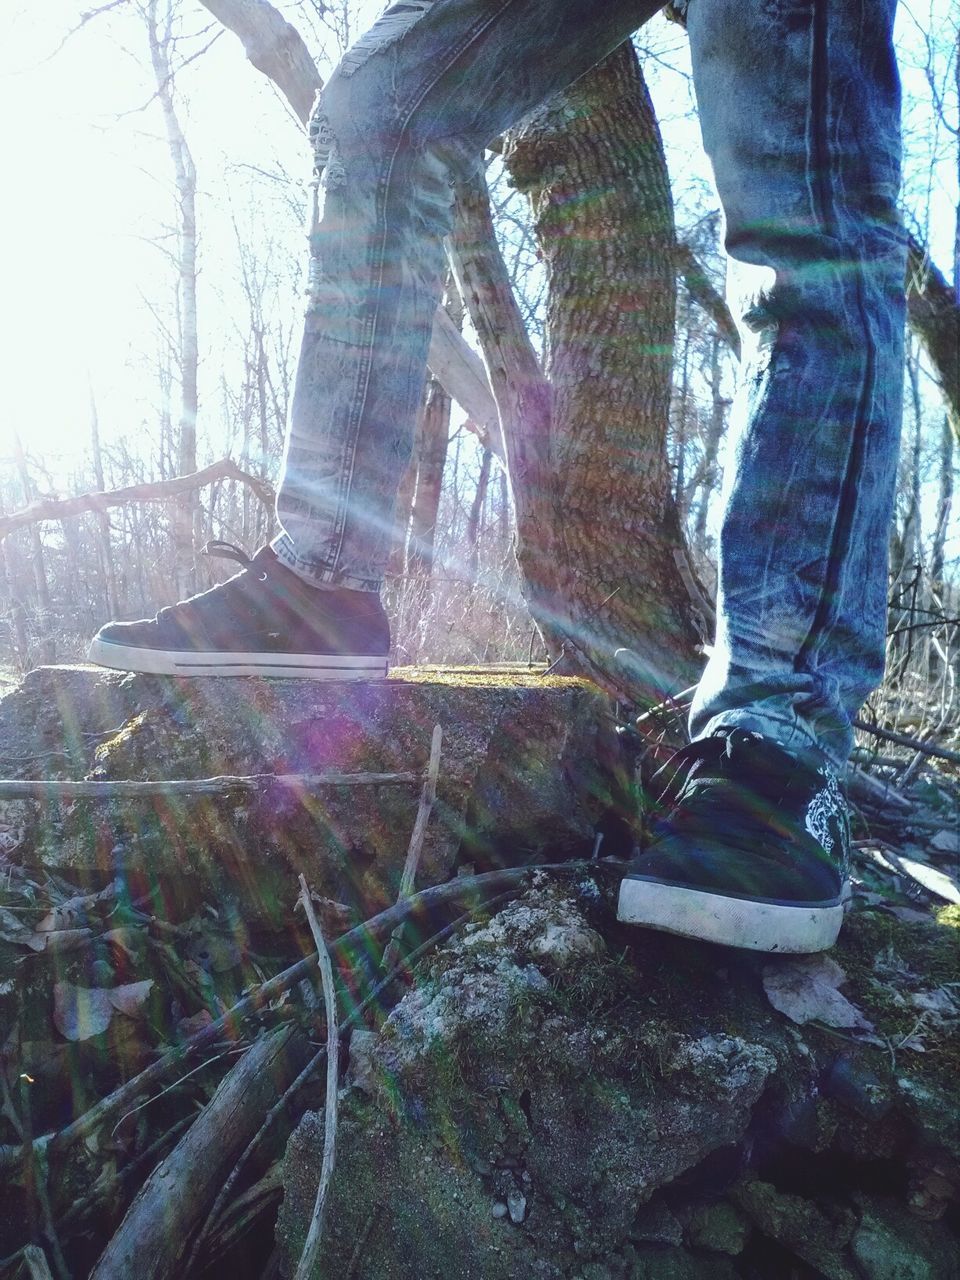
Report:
272,0,906,769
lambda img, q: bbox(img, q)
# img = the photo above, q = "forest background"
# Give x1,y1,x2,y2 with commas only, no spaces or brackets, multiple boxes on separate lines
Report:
0,0,958,744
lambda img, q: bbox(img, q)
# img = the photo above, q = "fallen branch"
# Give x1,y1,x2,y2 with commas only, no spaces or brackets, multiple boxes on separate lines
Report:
294,877,340,1280
846,764,912,814
852,717,960,767
0,458,274,542
0,770,418,800
90,1025,311,1280
21,1247,55,1280
186,889,518,1273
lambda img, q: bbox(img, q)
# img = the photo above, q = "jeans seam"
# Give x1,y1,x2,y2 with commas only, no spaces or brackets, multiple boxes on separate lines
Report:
328,0,522,571
797,0,877,673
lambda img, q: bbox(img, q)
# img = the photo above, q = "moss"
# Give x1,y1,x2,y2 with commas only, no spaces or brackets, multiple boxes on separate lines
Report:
833,910,960,1108
92,710,148,763
389,664,601,693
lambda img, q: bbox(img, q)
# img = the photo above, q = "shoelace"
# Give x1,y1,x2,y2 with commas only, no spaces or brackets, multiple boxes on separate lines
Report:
201,540,256,570
154,543,264,622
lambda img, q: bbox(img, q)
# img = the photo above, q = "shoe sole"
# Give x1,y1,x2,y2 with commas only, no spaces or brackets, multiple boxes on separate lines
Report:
88,638,389,681
617,875,844,953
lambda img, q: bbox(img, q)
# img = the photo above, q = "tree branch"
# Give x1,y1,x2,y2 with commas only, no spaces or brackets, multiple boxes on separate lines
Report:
0,458,273,541
906,234,960,447
675,242,741,360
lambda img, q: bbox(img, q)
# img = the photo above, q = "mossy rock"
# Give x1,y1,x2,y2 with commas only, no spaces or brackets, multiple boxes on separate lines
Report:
0,665,621,925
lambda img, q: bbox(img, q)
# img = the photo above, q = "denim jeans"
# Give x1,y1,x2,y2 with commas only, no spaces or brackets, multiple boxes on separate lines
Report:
272,0,906,769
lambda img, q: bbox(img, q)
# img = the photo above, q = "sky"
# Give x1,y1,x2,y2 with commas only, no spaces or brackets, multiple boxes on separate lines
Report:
0,0,957,559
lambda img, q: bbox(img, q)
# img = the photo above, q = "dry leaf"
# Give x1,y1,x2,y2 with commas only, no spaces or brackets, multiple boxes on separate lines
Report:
102,927,144,958
53,979,153,1040
36,880,117,933
24,928,92,954
0,907,28,943
108,980,153,1017
53,983,114,1041
762,956,875,1032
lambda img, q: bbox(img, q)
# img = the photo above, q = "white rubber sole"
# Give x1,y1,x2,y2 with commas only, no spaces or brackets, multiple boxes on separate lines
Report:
617,876,845,953
87,638,388,681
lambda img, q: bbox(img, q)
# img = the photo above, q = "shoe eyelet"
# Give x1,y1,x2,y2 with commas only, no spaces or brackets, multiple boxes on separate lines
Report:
258,571,268,582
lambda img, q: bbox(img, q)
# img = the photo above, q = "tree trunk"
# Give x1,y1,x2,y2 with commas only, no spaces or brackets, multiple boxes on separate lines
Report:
503,44,702,702
691,331,728,555
12,433,55,664
930,414,954,591
146,0,200,595
89,383,119,617
406,375,452,581
906,234,960,448
467,447,493,580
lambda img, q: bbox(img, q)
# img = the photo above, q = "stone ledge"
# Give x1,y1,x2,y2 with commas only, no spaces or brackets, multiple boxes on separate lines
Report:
0,665,622,924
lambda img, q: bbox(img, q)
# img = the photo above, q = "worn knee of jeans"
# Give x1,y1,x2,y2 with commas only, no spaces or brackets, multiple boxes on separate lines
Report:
305,51,461,316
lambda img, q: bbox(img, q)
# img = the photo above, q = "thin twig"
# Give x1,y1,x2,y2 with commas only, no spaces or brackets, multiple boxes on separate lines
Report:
633,683,698,728
853,717,960,766
398,725,443,899
0,861,625,1174
110,1046,248,1136
0,770,419,800
383,726,444,969
295,876,340,1280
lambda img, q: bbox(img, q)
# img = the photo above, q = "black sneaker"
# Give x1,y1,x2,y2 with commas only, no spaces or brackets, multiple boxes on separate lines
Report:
88,543,390,680
617,728,849,953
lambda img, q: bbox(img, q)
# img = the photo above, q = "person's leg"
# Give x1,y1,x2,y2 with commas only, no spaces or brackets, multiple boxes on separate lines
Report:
89,0,663,677
273,0,664,593
685,0,906,770
619,0,906,951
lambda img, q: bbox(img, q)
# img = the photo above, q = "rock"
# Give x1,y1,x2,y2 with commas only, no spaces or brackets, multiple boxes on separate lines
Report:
824,1053,893,1120
0,664,617,923
905,1145,960,1222
278,885,779,1277
930,829,960,856
684,1201,750,1254
630,1198,683,1246
628,1247,739,1280
491,1201,508,1219
507,1189,527,1223
731,1179,858,1280
851,1194,960,1280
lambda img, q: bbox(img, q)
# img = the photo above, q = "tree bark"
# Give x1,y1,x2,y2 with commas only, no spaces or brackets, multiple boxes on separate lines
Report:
906,234,960,448
503,44,702,701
